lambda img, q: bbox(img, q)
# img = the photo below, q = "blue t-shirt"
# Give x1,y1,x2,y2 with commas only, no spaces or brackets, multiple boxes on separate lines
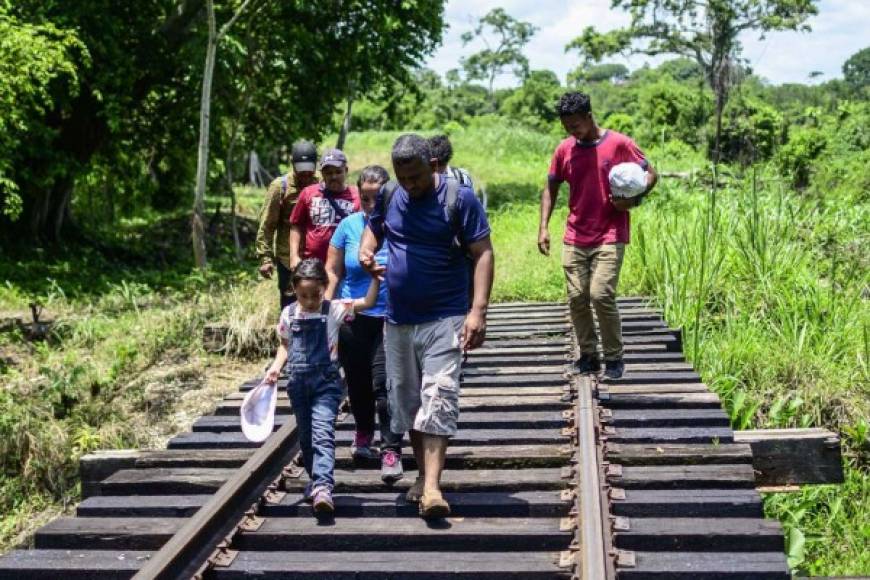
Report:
330,212,388,317
368,177,491,325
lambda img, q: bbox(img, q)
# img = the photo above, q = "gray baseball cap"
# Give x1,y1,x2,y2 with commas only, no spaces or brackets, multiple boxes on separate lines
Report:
320,148,347,169
291,140,317,172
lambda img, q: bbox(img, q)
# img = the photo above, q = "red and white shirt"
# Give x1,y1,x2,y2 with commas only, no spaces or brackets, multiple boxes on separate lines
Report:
289,183,360,262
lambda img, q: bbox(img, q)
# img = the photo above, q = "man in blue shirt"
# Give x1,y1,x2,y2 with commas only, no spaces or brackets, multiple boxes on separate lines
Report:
360,134,494,519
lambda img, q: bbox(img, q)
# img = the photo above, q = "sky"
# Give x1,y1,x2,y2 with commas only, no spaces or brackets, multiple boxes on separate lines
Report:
423,0,870,88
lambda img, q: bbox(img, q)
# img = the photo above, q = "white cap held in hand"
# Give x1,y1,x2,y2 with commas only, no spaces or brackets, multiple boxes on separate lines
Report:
240,380,278,442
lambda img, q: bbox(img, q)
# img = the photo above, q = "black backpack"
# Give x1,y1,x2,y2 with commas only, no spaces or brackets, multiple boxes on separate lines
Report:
380,179,475,298
381,179,465,255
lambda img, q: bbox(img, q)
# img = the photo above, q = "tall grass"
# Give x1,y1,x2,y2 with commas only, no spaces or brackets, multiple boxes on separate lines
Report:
489,177,868,575
471,120,869,575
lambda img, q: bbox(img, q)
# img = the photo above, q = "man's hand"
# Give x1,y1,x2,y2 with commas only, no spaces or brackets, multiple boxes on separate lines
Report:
258,263,274,279
610,196,635,212
360,249,386,280
537,229,551,256
462,308,487,351
289,257,301,271
264,366,280,384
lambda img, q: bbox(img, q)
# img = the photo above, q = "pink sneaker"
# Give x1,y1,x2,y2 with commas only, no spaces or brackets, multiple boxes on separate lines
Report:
312,486,334,515
352,431,378,461
380,449,404,484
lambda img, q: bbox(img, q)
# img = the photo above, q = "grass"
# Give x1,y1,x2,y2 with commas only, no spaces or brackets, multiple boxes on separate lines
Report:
482,125,868,574
0,201,269,550
0,123,866,574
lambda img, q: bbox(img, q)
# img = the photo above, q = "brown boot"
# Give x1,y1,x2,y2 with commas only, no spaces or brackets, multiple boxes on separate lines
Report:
405,476,425,503
419,489,450,518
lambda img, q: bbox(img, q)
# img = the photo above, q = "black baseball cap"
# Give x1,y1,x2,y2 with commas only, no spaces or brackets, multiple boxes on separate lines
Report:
291,140,317,172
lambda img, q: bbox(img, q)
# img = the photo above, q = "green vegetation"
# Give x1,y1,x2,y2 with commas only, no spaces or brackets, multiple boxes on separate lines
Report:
451,120,868,574
0,1,867,574
0,200,268,548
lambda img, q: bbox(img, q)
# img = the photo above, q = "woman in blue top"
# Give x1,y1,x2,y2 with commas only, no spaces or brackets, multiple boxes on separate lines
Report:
325,165,403,484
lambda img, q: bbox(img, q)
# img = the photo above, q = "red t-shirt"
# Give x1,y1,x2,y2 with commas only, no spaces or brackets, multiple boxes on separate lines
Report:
289,183,360,262
548,130,648,247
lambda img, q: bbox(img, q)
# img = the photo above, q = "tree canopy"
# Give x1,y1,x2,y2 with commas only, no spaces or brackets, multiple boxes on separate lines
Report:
0,0,446,242
460,8,537,102
565,0,819,160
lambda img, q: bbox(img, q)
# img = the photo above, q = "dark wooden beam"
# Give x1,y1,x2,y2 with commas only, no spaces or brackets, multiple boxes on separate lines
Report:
734,428,843,486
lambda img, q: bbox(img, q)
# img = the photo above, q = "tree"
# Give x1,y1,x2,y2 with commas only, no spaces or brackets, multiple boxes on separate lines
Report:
2,1,446,246
500,70,562,131
460,8,537,104
192,0,258,269
0,9,84,226
568,63,629,85
565,0,818,163
843,46,870,92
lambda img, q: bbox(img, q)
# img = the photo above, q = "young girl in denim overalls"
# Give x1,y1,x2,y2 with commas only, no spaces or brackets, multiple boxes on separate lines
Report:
265,258,380,514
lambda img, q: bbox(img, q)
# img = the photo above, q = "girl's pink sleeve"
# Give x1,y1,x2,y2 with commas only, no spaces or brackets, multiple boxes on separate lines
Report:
331,300,355,326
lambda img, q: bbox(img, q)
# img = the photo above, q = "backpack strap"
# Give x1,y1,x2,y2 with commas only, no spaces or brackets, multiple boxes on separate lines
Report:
279,173,290,211
324,193,351,221
443,178,464,251
382,181,399,211
320,299,330,316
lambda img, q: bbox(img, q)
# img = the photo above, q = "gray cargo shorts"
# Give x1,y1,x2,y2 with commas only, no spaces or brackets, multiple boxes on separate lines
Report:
385,315,465,437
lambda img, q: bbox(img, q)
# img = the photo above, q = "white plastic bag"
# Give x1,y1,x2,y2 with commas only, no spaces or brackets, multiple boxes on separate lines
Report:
608,162,648,198
240,380,278,442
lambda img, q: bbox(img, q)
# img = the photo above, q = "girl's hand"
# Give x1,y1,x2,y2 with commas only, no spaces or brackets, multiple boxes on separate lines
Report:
264,367,280,384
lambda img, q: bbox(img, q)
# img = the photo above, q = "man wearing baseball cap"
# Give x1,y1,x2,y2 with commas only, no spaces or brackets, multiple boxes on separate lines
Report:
289,148,360,266
256,140,320,310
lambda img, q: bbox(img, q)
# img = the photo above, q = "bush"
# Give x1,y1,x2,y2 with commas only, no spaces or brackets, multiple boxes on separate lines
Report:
717,95,784,164
776,126,827,189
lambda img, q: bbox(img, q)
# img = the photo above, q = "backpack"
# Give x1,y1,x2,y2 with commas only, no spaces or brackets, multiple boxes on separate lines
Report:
381,179,475,300
381,179,465,255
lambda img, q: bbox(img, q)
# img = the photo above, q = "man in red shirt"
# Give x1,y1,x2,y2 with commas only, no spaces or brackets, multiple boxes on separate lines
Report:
289,148,360,267
538,92,658,380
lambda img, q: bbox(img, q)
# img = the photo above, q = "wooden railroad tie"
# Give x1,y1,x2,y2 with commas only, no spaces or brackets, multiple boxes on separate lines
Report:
0,299,845,580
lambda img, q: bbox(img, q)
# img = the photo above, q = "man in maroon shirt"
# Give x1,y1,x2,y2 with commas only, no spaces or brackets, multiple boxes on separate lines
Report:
289,148,360,267
538,92,658,380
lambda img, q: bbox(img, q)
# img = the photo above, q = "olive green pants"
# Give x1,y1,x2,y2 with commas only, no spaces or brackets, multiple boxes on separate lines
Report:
562,243,625,361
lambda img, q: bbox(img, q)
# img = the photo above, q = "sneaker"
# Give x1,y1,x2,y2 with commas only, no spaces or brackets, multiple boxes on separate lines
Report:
572,353,601,375
380,450,404,484
312,486,334,515
419,489,450,519
302,481,314,503
351,431,379,461
405,476,425,503
603,359,625,381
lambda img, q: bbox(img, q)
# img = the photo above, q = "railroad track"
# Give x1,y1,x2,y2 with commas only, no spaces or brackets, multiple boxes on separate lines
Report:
0,298,791,579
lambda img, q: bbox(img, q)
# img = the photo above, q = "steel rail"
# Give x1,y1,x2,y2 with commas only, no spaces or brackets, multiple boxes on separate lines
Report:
133,416,299,580
574,374,609,579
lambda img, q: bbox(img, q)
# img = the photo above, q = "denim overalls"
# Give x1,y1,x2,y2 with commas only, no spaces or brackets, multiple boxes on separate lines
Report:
286,300,344,491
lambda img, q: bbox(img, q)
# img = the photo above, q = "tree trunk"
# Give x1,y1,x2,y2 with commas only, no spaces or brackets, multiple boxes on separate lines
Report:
335,92,353,151
225,104,247,263
192,0,218,269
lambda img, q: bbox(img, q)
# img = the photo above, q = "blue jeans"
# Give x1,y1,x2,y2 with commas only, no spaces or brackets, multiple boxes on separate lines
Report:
287,365,343,490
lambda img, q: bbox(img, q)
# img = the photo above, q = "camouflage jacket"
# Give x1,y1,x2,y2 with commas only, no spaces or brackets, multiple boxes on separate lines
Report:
255,174,302,268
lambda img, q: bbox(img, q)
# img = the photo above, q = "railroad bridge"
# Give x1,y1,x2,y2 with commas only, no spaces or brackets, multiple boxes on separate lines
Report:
0,298,842,579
